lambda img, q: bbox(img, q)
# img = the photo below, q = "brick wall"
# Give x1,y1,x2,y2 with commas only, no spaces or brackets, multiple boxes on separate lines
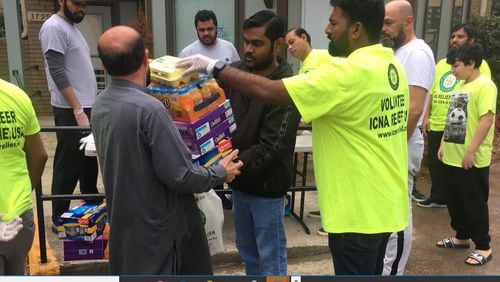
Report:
22,0,55,116
0,39,8,81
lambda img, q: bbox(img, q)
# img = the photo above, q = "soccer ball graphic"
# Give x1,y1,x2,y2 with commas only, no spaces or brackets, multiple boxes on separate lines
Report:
449,108,466,124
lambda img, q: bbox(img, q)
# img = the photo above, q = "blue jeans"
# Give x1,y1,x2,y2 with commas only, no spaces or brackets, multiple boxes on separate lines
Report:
232,190,287,275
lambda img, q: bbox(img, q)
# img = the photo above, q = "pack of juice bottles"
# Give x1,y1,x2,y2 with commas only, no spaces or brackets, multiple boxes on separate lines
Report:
148,56,235,163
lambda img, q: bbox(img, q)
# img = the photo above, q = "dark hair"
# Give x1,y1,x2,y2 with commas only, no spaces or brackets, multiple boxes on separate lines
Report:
450,23,478,41
98,33,145,76
446,43,483,68
288,27,311,45
330,0,385,42
195,10,218,27
243,10,286,45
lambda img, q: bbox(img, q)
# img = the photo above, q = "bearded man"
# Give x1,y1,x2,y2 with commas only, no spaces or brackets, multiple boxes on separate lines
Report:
39,0,99,227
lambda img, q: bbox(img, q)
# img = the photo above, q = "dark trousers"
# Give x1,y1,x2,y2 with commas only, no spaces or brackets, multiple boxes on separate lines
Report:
51,107,98,224
444,164,491,250
328,232,391,275
427,130,447,202
155,223,213,275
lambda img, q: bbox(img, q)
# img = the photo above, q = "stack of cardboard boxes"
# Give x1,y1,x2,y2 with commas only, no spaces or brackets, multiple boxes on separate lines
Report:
148,55,236,166
56,201,107,261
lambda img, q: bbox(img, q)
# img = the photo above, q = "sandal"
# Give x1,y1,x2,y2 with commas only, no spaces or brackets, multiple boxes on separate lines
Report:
465,251,492,266
436,237,470,249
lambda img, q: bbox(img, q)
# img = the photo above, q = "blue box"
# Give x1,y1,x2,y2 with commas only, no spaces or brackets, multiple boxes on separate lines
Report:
57,201,107,242
183,116,236,156
174,99,232,140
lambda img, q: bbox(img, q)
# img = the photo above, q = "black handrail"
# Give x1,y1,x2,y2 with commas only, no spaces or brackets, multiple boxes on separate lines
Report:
36,126,106,264
35,125,314,263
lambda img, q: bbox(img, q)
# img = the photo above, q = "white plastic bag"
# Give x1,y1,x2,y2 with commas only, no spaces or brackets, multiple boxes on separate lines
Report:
194,189,224,255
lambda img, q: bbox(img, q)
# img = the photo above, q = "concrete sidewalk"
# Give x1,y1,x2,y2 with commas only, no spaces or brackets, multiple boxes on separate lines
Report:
31,116,500,275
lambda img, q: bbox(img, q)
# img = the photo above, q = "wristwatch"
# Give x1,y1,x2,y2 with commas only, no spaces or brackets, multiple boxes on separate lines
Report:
212,60,227,79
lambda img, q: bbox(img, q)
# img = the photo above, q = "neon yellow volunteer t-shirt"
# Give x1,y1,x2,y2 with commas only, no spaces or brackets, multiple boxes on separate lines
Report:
429,58,491,131
0,79,41,221
442,75,497,168
299,49,333,74
283,44,409,234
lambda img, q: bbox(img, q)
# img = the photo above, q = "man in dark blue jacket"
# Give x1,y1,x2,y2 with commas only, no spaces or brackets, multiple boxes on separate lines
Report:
218,10,300,275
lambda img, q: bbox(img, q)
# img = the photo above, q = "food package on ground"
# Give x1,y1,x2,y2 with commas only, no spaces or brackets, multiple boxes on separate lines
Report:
63,235,104,261
57,201,107,242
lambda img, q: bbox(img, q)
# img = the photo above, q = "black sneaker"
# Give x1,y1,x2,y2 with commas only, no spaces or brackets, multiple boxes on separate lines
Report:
221,196,233,210
411,189,426,202
417,198,447,208
51,223,59,235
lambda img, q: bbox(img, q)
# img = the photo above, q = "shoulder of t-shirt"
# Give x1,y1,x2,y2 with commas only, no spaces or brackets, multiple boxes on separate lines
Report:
179,40,200,56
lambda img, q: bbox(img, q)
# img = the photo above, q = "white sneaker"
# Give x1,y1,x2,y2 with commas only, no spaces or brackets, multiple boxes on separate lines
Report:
307,211,321,218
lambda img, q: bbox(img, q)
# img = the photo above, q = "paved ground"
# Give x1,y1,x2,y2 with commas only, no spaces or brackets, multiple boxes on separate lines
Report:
31,116,500,275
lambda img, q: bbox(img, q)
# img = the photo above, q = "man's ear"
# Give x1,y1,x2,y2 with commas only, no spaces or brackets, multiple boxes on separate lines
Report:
143,49,150,66
350,22,363,40
468,59,476,68
274,37,285,54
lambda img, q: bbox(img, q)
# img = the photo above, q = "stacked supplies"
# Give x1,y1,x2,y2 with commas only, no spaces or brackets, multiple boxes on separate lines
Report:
56,201,107,261
148,55,236,165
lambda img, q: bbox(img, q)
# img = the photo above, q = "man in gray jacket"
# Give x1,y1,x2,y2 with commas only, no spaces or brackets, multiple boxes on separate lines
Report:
91,25,243,275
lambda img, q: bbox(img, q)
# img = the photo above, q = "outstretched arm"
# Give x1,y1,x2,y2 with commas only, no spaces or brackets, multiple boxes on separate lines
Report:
177,54,293,104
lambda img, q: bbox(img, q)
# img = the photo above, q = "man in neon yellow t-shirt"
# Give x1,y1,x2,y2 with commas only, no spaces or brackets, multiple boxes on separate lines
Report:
177,0,409,275
285,27,332,74
437,43,496,266
0,79,48,274
419,23,491,208
285,26,334,236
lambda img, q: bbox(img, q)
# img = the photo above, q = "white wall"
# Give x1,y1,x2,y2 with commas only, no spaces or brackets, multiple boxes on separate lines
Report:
302,0,331,49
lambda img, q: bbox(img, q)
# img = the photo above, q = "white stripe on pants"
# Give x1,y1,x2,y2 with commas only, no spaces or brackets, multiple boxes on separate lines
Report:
383,128,424,275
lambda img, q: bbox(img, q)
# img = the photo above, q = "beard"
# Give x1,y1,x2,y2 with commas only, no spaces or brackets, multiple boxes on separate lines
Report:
381,29,405,49
63,0,85,23
328,30,350,57
245,45,275,71
198,34,216,46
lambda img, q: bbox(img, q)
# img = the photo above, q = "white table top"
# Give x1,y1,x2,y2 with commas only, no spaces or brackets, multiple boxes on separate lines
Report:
295,134,312,153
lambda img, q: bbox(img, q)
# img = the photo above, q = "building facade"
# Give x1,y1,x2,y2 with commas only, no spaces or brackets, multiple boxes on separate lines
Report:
0,0,495,116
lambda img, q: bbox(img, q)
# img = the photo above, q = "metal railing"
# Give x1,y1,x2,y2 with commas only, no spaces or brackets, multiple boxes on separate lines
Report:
35,124,314,263
36,126,105,263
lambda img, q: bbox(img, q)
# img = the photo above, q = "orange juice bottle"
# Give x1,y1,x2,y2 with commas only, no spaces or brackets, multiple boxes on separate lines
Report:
188,84,203,105
178,87,194,111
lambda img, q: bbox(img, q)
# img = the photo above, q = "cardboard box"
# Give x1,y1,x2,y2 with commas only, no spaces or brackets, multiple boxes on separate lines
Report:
63,235,104,261
57,201,107,242
183,116,236,155
192,139,233,167
174,99,233,140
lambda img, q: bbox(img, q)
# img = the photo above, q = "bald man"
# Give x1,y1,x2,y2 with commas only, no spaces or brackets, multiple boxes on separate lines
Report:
91,26,243,275
381,0,435,275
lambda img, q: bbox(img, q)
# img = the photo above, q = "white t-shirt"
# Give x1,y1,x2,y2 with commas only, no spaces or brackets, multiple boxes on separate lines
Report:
395,39,435,127
179,38,240,63
39,14,97,108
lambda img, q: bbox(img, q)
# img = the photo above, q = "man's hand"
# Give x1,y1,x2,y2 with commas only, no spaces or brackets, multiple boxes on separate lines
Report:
175,54,218,77
462,150,475,170
218,149,243,183
422,117,430,137
437,144,444,161
0,214,23,241
73,109,90,127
